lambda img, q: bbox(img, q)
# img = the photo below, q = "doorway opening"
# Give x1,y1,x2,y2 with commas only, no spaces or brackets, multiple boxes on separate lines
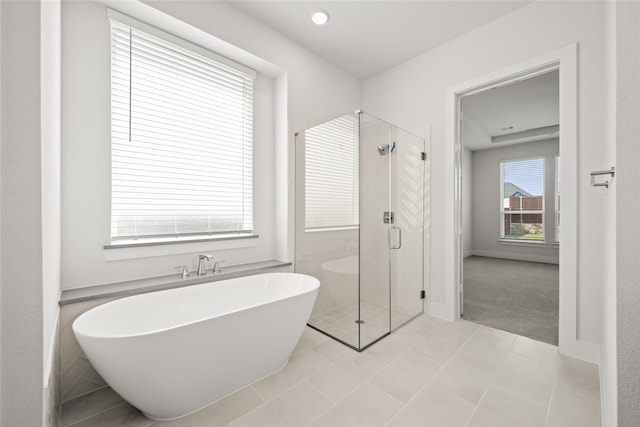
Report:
459,70,560,345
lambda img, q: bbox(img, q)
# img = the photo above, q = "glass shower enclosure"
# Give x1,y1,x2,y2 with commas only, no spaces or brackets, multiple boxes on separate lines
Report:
295,110,426,351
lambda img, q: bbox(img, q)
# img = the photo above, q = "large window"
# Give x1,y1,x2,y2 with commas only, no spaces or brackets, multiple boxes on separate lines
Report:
109,14,255,242
500,157,545,241
305,116,359,230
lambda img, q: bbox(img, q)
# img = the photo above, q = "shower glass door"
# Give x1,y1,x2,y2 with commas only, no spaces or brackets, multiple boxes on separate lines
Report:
358,113,392,348
389,126,425,330
358,112,425,348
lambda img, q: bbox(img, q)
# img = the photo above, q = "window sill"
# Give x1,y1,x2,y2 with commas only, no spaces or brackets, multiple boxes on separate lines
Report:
104,234,259,261
59,259,291,305
305,226,359,233
552,242,560,249
498,239,548,248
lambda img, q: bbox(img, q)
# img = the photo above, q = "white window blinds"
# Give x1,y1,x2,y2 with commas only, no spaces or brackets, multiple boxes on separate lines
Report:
305,116,359,230
110,15,254,241
500,157,545,240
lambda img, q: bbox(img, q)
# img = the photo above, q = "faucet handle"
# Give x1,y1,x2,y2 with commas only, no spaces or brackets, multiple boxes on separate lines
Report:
175,266,190,279
212,260,227,274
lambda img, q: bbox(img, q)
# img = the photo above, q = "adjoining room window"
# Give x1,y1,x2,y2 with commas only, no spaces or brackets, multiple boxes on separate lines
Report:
500,157,545,241
109,13,256,242
305,116,359,230
555,155,560,242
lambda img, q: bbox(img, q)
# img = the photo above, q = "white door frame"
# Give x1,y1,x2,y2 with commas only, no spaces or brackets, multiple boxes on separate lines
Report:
444,44,597,362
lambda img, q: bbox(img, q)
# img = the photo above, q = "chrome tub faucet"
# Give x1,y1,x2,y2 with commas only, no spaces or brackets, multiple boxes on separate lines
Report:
198,254,213,276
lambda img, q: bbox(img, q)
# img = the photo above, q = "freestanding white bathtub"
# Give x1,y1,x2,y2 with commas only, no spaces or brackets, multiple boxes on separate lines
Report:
73,272,319,420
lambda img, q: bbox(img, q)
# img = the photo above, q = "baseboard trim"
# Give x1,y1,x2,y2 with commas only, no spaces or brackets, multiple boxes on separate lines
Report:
561,337,600,364
428,302,455,321
599,347,616,427
471,250,559,265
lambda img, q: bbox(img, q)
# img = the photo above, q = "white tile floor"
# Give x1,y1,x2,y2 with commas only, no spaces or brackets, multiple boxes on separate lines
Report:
59,315,602,427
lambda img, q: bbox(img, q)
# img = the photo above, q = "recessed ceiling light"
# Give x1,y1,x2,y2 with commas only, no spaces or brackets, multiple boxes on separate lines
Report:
311,9,330,25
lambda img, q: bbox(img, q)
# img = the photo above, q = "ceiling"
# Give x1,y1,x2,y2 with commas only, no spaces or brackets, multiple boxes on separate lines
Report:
227,1,531,79
462,70,560,151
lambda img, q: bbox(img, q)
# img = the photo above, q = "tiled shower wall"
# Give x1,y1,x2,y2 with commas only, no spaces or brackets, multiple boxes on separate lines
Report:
58,297,116,403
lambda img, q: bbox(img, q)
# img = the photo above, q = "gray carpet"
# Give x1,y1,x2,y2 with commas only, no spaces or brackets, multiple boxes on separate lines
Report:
462,256,559,345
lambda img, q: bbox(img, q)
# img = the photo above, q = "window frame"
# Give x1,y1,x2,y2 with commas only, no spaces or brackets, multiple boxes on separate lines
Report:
499,155,546,242
107,10,257,246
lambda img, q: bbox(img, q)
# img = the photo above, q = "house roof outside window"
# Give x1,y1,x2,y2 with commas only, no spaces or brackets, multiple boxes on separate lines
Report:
504,182,532,197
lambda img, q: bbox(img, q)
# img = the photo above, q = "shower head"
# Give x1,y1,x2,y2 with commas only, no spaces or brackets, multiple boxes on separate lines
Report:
377,144,389,156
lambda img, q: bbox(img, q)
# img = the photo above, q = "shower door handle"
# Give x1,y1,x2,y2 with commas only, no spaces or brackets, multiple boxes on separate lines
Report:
389,226,402,250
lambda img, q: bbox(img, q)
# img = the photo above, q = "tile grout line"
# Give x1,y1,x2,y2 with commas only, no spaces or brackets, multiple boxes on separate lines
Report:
553,376,603,404
234,375,340,427
372,322,456,425
250,343,336,402
224,387,269,427
487,349,559,410
462,359,506,426
362,379,409,407
554,355,603,403
303,380,391,427
430,382,480,408
303,332,358,426
544,355,562,426
462,324,518,427
236,347,341,426
63,400,127,427
305,378,340,405
60,384,111,406
510,348,560,367
384,324,482,426
490,383,551,410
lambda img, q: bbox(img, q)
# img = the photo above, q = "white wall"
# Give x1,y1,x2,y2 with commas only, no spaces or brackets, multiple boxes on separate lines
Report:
41,0,62,398
61,0,360,289
600,2,617,425
0,0,3,408
470,139,559,264
362,0,605,344
0,0,62,423
615,2,640,424
462,148,472,257
143,0,360,129
1,2,45,423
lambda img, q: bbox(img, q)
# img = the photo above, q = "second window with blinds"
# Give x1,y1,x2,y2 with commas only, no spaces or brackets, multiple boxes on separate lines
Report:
109,12,256,244
500,157,545,241
305,116,359,231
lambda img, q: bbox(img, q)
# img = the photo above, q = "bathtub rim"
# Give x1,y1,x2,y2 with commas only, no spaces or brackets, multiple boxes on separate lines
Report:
73,272,320,340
